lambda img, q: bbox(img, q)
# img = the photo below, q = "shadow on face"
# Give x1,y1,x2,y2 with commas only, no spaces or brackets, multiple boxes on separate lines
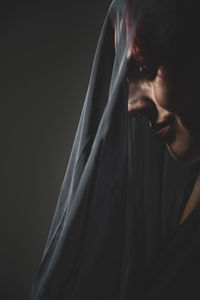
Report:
127,61,200,164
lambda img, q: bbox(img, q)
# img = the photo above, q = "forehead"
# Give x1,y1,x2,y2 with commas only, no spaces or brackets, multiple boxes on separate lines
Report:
124,6,141,61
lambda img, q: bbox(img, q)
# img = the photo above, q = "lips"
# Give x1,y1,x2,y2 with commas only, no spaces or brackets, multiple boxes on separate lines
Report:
152,116,174,132
151,116,175,139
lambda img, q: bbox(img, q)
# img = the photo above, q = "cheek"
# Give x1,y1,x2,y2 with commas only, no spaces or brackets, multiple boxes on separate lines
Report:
153,71,200,137
152,69,189,114
152,76,175,110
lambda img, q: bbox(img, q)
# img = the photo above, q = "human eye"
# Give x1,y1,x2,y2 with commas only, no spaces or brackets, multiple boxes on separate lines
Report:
127,57,157,81
126,57,142,80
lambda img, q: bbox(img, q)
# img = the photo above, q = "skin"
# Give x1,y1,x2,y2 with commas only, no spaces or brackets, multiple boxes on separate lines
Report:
128,65,200,162
127,64,200,224
114,20,200,224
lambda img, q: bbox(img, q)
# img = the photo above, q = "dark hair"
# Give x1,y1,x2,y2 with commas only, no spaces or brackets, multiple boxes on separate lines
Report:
126,0,200,80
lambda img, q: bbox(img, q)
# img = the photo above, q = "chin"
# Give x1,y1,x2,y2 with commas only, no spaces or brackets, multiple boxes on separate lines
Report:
166,143,200,164
165,120,200,164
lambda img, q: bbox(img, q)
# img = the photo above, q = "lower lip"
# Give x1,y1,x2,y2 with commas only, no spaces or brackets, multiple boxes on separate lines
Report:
155,125,173,139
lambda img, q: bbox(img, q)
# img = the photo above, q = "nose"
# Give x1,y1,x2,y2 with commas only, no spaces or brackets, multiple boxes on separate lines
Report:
127,80,158,124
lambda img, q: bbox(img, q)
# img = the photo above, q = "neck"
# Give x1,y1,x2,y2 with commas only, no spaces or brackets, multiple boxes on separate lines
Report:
179,172,200,225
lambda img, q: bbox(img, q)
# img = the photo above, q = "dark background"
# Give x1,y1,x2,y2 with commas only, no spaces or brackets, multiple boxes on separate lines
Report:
1,1,111,299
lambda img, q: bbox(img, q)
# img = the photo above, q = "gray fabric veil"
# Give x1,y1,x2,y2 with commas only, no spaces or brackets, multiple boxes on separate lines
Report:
30,1,199,299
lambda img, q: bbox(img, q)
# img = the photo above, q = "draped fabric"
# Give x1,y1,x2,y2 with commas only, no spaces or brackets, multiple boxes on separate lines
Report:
30,1,200,299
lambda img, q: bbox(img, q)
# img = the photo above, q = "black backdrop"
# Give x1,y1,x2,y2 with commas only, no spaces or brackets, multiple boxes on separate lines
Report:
1,1,111,299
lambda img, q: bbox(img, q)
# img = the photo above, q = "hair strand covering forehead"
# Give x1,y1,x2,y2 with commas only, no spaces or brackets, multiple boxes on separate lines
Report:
30,1,200,299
